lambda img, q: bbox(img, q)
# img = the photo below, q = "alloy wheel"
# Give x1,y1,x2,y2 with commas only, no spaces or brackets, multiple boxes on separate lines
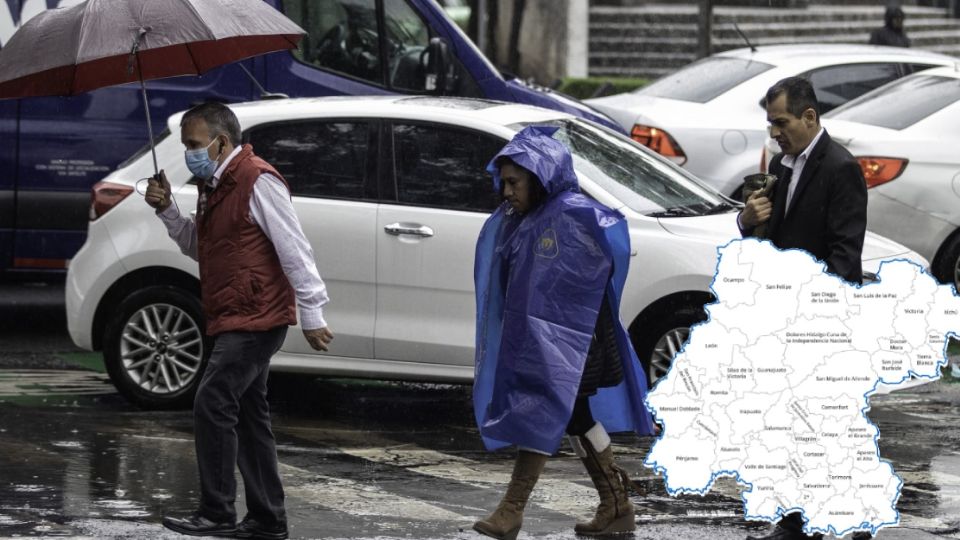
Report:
954,255,960,293
119,303,204,395
649,326,690,383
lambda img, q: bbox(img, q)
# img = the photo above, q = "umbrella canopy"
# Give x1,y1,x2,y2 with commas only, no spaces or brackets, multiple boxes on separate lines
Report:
0,0,305,98
0,0,304,174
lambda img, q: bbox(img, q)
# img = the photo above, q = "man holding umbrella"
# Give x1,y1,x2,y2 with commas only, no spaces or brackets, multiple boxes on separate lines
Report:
0,1,318,538
145,102,334,539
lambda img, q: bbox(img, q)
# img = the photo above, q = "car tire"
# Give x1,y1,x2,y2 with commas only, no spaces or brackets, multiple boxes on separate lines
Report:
103,286,209,410
631,304,707,388
934,233,960,292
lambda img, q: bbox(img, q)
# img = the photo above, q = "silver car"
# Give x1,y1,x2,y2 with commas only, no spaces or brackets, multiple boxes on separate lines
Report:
588,44,957,197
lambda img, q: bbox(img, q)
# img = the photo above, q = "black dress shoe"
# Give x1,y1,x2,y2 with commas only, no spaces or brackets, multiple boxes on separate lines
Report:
161,512,236,537
746,525,823,540
235,516,289,540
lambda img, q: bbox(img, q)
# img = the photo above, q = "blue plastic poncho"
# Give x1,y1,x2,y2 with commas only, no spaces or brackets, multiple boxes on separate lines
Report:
473,126,655,454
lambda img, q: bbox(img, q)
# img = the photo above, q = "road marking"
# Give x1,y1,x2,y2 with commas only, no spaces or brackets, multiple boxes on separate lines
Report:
0,369,113,396
279,463,469,521
277,424,614,519
343,444,601,519
126,431,473,522
276,433,960,531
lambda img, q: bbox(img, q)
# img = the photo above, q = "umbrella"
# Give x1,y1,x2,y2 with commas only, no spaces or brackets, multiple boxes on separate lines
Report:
0,0,305,174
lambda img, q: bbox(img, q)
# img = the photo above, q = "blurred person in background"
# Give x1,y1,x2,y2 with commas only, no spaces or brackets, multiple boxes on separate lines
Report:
870,5,911,47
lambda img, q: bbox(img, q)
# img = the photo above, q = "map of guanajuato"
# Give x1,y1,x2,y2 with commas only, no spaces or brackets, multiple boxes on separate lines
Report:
646,239,960,537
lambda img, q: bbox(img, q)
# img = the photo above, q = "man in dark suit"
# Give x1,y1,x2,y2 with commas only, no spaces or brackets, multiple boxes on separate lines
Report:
741,76,867,285
740,77,869,540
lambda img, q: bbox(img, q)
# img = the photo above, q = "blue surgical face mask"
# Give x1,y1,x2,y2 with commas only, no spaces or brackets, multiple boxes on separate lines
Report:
185,138,222,180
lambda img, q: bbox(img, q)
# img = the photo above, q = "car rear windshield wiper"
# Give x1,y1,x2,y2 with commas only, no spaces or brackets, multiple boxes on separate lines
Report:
703,202,739,215
649,202,737,218
649,207,697,218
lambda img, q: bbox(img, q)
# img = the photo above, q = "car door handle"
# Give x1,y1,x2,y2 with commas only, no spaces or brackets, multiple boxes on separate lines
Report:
384,223,434,238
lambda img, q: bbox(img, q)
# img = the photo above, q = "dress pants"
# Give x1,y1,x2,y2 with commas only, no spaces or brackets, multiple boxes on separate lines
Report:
778,512,807,534
193,326,288,525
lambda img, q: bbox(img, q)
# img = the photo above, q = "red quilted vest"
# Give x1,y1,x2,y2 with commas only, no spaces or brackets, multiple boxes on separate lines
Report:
196,144,296,336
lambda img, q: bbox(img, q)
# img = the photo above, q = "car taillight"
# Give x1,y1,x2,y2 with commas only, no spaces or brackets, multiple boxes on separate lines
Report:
631,124,687,166
857,157,907,189
90,181,134,221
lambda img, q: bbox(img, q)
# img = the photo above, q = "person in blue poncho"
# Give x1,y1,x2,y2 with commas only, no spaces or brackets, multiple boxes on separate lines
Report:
472,126,655,540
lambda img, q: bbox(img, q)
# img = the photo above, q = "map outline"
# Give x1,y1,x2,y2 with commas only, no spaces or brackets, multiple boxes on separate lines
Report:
643,238,958,537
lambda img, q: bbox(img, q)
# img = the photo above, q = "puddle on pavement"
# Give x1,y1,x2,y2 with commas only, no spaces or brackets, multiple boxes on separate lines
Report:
0,388,200,536
0,369,115,403
3,371,960,537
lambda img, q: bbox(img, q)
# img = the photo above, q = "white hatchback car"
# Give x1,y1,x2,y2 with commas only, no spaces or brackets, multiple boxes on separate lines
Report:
762,66,960,290
586,44,957,197
65,96,925,408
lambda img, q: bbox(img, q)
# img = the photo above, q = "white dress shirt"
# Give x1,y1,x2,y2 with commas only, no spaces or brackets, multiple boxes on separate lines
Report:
737,127,826,231
779,127,825,216
159,146,329,330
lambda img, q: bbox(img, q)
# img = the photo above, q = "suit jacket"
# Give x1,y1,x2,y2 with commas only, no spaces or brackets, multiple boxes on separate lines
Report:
743,130,867,284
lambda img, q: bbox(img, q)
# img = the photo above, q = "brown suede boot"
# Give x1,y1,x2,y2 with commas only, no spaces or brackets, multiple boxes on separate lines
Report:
571,423,636,536
473,450,548,540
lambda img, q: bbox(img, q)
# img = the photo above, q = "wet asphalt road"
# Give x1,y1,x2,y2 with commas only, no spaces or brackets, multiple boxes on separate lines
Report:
3,283,960,539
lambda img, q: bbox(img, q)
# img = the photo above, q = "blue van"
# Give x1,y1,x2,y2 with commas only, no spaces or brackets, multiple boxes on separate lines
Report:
0,0,616,277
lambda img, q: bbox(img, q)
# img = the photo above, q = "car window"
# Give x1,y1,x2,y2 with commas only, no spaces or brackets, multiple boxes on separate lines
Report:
284,0,383,86
384,0,430,91
247,120,376,200
904,62,939,75
827,74,960,131
392,123,503,212
638,57,774,103
437,0,470,31
511,119,733,217
119,128,171,169
805,63,900,113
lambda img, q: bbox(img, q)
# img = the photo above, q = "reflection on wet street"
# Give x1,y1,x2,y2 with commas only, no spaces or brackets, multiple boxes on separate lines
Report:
3,282,960,539
3,369,960,539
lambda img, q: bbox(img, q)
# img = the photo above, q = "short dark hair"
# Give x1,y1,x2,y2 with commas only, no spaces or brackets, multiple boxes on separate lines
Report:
180,102,242,146
760,76,820,122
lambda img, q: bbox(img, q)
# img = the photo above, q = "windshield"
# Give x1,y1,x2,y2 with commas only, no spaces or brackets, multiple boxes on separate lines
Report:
826,74,960,130
638,56,774,103
511,119,736,217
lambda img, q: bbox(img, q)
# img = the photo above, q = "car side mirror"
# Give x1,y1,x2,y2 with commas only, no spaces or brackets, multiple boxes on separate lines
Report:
422,37,457,95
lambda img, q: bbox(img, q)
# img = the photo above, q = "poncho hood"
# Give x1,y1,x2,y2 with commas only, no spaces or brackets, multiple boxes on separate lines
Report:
486,126,579,196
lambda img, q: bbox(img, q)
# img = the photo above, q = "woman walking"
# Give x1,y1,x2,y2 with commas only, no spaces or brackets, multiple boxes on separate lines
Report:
472,126,655,539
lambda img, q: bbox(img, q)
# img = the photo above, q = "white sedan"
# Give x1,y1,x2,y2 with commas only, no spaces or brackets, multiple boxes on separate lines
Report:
762,66,960,290
587,44,957,197
65,96,925,408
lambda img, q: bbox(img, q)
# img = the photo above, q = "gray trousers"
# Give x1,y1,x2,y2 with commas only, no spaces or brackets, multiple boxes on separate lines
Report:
194,326,287,525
